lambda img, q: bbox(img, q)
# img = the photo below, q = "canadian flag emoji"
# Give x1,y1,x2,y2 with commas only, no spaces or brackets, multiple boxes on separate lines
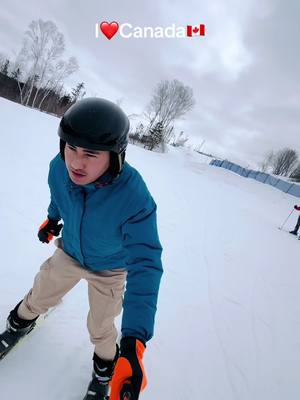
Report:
187,24,205,37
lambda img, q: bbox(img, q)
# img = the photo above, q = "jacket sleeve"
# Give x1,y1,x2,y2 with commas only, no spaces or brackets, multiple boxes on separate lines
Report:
121,196,163,344
47,196,61,221
47,157,61,221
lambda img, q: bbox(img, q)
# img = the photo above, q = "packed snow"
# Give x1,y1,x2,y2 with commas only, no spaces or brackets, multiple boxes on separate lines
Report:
0,97,299,400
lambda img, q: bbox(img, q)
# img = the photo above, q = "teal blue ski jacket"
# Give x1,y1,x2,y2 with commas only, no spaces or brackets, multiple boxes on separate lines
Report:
47,154,163,343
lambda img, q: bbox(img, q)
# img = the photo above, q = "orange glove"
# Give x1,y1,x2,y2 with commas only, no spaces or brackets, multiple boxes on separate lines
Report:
38,218,63,243
110,337,147,400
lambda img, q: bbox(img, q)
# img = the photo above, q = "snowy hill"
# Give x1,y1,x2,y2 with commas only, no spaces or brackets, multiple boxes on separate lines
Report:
0,97,299,400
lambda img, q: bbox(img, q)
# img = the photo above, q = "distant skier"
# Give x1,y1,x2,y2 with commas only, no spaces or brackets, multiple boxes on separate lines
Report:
289,205,300,238
0,98,163,400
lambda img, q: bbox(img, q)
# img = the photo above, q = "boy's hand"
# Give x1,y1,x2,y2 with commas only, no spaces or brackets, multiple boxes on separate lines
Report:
110,337,147,400
38,218,63,243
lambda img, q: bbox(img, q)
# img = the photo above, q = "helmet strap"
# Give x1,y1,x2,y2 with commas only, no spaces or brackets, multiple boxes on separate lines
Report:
60,139,66,160
109,150,126,177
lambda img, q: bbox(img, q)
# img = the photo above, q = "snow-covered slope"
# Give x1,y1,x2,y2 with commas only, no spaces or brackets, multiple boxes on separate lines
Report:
0,97,299,400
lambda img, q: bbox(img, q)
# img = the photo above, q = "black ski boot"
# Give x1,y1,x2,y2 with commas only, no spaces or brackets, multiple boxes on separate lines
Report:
0,301,39,359
289,229,298,235
83,345,119,400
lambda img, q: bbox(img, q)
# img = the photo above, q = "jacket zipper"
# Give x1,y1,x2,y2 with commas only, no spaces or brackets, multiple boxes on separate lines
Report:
79,190,87,264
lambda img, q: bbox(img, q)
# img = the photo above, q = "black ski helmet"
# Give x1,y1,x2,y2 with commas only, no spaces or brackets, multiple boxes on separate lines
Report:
58,97,129,177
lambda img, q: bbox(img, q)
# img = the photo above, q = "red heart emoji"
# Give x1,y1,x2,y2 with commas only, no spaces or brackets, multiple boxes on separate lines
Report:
100,21,119,40
193,27,199,34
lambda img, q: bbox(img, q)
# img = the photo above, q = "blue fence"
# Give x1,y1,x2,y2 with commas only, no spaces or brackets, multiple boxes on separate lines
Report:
210,159,300,198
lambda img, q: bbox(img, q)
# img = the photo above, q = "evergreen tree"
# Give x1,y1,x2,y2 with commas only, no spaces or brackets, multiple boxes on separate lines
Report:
11,67,21,80
148,121,164,150
1,59,10,75
71,82,86,101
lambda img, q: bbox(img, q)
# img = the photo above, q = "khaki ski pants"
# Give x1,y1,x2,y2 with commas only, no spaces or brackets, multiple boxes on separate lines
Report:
17,238,127,360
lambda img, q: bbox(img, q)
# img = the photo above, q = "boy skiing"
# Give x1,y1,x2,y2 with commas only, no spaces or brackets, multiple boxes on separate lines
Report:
0,98,163,400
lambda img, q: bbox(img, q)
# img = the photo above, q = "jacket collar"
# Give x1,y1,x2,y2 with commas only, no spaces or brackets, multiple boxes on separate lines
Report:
64,168,121,193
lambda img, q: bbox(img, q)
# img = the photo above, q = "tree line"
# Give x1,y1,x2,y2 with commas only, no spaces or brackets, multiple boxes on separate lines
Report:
0,19,196,151
0,19,85,116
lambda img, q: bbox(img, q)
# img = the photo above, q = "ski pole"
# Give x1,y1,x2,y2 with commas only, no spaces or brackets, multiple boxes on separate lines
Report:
278,208,294,230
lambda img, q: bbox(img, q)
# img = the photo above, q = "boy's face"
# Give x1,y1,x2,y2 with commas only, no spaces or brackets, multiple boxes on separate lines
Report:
64,143,110,185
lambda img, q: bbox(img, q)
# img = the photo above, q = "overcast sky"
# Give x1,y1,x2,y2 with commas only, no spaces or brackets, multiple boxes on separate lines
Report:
1,0,299,167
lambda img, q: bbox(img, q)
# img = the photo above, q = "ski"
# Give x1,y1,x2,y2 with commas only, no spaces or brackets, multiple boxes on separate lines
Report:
278,228,300,239
82,382,133,400
0,302,61,361
289,232,300,239
82,393,132,400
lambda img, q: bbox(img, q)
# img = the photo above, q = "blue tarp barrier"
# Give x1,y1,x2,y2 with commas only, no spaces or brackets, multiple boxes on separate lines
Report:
236,167,244,176
241,168,250,177
248,170,258,179
222,160,230,169
287,184,300,197
209,159,300,198
230,164,240,173
255,172,269,183
275,179,294,193
265,175,280,187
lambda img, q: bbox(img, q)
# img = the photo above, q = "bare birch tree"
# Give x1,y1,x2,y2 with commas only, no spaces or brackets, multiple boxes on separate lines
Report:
259,150,275,172
290,163,300,182
15,19,78,108
30,20,65,107
145,79,195,142
272,148,298,176
16,20,63,105
37,57,78,109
